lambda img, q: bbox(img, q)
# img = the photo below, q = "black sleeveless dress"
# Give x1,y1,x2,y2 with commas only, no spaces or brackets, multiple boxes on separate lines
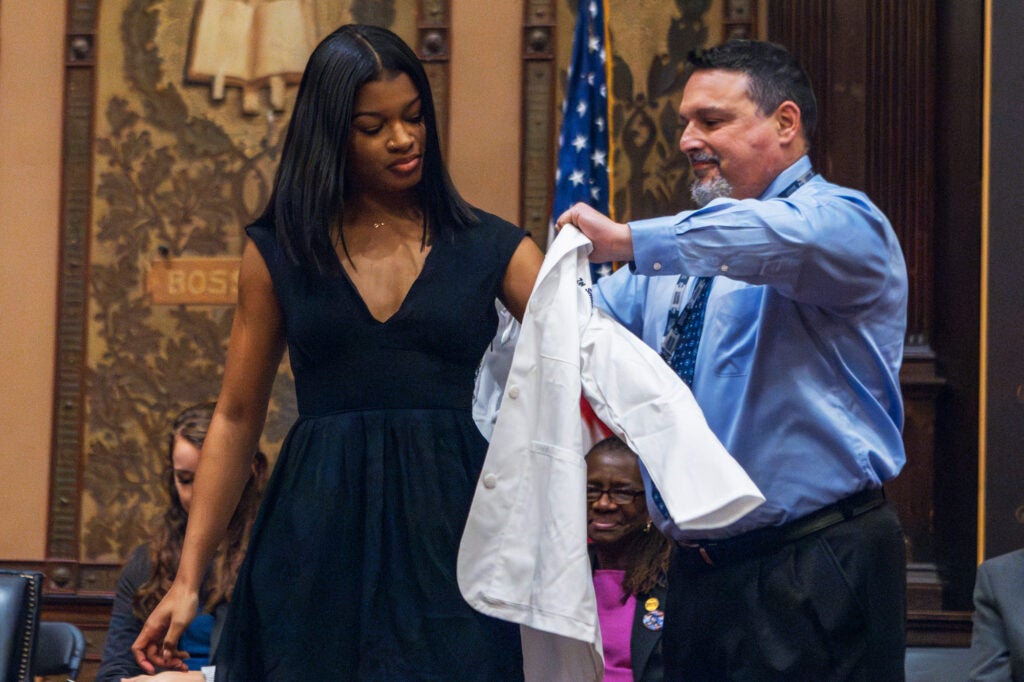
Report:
214,210,526,681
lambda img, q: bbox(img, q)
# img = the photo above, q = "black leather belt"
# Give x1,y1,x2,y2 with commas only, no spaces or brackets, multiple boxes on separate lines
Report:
676,488,887,568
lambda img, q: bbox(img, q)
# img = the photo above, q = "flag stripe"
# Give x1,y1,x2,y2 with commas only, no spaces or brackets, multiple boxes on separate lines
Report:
551,1,616,447
550,0,612,277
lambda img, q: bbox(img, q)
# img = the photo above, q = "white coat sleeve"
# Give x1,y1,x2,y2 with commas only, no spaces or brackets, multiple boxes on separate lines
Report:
579,300,765,532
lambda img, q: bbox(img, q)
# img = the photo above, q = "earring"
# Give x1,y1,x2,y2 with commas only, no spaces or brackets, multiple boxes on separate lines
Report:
644,520,653,533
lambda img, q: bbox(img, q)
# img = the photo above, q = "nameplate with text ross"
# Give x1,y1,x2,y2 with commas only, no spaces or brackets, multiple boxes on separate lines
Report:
147,257,240,305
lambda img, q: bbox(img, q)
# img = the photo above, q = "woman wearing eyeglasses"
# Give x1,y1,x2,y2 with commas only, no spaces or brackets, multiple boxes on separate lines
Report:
586,436,672,682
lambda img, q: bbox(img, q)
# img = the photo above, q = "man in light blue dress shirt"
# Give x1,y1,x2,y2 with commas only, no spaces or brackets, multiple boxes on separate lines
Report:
558,40,909,680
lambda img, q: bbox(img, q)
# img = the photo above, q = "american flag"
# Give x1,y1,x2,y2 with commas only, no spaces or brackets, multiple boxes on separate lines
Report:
552,1,615,447
550,0,614,282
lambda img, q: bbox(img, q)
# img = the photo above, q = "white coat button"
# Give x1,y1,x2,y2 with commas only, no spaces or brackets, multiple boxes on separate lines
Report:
483,473,498,489
652,262,662,271
508,385,521,399
720,264,729,272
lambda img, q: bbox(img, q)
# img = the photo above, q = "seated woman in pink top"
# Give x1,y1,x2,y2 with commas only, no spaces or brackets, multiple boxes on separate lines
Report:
587,436,671,682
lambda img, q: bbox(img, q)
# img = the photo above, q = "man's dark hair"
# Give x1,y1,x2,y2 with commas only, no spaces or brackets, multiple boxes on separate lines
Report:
688,40,817,143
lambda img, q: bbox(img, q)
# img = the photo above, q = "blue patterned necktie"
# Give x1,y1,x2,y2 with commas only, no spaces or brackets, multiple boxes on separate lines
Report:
649,168,815,528
666,276,713,386
646,276,713,526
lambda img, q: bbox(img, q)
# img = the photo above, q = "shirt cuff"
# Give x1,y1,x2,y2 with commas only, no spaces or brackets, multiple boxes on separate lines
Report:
201,665,217,682
629,216,686,275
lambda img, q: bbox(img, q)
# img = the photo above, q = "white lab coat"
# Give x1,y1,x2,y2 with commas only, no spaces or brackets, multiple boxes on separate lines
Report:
472,301,520,440
457,226,764,681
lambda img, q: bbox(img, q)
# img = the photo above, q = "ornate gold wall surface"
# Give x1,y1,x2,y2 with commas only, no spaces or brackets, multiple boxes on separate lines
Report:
79,0,421,564
606,0,715,222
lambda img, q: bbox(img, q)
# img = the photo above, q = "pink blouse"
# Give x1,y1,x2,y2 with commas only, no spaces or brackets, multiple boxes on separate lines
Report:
593,569,635,681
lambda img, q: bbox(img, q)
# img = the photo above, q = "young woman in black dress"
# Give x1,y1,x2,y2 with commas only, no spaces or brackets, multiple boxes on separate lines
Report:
131,24,542,681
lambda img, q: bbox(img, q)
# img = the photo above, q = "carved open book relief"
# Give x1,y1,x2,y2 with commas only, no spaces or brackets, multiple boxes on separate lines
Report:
187,0,318,113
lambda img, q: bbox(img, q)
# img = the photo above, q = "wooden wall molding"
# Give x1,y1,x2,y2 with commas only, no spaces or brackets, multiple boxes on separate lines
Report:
49,0,96,567
417,0,450,154
520,0,556,249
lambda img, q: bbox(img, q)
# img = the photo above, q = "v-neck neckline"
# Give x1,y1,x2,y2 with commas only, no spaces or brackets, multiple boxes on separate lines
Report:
335,239,437,325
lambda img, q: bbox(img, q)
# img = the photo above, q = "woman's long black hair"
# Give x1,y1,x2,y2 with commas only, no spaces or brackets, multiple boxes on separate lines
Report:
262,23,476,274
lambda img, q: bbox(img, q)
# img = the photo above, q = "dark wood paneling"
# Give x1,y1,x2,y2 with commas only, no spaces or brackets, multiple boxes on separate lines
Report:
930,0,982,612
904,610,973,648
769,0,934,346
0,560,116,682
769,0,981,636
985,0,1024,561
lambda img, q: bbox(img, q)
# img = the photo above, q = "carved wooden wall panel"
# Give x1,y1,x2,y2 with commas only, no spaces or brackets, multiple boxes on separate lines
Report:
418,0,450,155
47,1,101,600
520,0,556,249
769,0,980,641
768,1,935,349
606,0,719,223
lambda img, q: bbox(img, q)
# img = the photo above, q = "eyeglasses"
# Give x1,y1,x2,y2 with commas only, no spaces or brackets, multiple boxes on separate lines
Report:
586,486,645,505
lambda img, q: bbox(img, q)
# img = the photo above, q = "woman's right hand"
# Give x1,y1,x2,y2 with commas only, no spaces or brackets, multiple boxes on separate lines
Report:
130,581,199,674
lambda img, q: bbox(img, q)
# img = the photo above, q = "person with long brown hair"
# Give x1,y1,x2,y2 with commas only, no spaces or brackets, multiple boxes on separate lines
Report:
96,402,267,682
586,436,671,682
